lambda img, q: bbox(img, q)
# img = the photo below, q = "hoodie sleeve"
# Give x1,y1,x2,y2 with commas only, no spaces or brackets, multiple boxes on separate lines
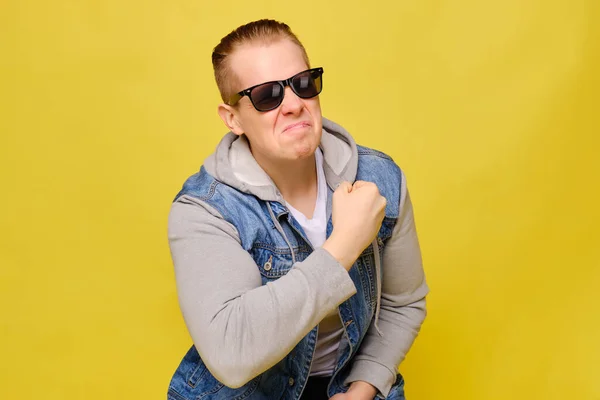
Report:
168,195,357,389
343,172,429,398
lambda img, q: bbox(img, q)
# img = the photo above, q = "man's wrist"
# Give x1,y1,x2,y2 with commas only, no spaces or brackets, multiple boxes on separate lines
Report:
347,380,378,399
322,233,359,271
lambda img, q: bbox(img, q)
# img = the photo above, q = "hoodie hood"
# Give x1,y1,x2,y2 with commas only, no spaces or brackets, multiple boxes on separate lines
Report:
203,117,358,202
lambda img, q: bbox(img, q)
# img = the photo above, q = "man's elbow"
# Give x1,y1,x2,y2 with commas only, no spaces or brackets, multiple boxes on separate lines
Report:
222,376,254,389
194,311,264,388
203,355,259,389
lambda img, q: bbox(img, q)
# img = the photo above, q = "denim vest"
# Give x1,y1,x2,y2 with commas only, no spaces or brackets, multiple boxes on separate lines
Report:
168,146,406,400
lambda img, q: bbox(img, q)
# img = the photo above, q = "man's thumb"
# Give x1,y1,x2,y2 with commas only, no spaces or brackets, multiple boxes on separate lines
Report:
336,181,353,193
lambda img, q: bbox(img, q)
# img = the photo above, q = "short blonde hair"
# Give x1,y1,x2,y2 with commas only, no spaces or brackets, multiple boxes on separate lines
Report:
212,19,311,103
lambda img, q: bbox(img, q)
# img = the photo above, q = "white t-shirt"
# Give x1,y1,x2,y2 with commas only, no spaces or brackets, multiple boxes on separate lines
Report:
286,148,344,377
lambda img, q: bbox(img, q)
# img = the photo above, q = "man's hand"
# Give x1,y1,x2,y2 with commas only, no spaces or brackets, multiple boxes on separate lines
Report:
322,180,387,270
330,380,379,399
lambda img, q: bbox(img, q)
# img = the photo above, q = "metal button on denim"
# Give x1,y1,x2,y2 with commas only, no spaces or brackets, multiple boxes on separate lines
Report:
264,256,273,271
288,377,295,386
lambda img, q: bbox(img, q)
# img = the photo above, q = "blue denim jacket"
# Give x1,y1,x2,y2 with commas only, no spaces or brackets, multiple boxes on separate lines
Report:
167,145,407,400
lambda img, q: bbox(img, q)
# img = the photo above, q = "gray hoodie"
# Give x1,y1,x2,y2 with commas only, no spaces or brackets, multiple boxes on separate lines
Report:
168,118,429,397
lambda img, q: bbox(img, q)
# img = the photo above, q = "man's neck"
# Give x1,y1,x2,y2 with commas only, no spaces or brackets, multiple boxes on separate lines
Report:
254,151,318,219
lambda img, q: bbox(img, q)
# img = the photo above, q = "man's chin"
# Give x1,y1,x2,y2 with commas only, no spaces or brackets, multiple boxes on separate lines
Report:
292,142,319,160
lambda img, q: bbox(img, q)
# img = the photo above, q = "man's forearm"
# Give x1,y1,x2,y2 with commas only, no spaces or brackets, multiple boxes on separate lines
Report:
344,298,427,396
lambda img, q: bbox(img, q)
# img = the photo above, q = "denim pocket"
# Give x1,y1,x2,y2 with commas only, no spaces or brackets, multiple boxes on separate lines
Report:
169,345,262,400
251,245,294,282
187,359,262,399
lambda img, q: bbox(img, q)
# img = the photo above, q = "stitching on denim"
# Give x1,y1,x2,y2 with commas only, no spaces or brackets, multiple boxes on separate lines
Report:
196,180,219,201
197,382,225,398
258,263,290,278
167,388,188,400
187,362,207,388
252,242,311,254
301,327,318,379
357,147,393,160
230,375,262,400
356,256,375,309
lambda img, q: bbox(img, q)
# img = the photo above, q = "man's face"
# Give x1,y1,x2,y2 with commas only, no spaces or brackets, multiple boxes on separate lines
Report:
223,39,323,165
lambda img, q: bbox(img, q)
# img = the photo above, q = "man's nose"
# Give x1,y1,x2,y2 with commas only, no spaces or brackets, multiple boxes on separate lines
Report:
280,86,303,115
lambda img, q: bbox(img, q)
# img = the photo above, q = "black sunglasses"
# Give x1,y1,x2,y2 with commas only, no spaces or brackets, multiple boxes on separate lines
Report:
228,67,324,112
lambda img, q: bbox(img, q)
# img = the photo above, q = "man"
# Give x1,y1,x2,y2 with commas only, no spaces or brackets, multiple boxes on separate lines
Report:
167,19,428,400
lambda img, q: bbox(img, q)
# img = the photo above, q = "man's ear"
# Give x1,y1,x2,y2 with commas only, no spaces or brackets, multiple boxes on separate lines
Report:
217,104,244,136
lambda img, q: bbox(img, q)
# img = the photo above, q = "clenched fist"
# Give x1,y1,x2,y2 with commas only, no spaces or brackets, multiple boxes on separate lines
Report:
322,180,386,270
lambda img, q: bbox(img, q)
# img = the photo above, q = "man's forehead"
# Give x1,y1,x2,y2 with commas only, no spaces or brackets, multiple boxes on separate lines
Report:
229,41,309,89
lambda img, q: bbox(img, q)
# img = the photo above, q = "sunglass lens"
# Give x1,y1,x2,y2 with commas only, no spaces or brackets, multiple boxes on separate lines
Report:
249,82,284,111
292,69,322,98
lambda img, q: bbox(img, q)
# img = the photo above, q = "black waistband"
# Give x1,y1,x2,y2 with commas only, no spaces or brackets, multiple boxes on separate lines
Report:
300,376,332,400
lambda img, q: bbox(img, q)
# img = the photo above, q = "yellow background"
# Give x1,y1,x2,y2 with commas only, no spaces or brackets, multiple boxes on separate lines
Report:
1,1,599,399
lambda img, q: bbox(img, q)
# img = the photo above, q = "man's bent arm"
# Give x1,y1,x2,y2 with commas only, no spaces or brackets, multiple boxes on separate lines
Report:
169,195,357,388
